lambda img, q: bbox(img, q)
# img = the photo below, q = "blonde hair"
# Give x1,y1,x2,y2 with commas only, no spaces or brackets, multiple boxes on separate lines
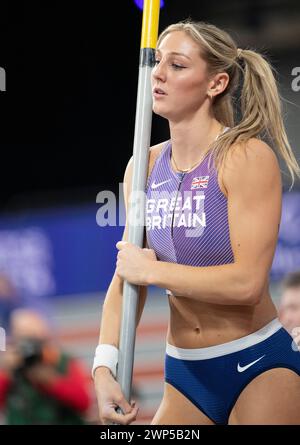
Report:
157,20,300,190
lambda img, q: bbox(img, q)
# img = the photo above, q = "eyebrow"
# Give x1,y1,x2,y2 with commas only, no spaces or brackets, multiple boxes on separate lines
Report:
155,49,191,60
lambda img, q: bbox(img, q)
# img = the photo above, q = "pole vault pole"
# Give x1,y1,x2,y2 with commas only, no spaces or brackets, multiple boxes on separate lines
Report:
116,0,160,411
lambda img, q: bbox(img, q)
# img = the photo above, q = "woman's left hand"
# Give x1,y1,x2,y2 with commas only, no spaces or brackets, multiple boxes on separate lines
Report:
116,241,157,285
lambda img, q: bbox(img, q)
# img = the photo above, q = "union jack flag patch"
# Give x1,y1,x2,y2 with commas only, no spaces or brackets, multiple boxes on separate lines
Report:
191,176,209,189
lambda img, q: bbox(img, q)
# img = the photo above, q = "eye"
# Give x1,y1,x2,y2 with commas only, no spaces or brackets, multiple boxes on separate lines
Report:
153,60,186,70
171,63,185,70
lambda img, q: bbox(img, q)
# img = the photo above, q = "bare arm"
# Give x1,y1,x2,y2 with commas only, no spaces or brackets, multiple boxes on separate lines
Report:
147,139,282,306
98,156,148,348
93,144,164,426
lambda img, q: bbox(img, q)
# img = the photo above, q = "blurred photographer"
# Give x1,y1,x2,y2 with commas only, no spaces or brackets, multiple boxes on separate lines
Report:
279,270,300,351
0,309,91,424
0,274,18,334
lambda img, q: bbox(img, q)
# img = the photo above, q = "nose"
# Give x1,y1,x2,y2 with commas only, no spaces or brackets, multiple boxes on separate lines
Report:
152,60,166,83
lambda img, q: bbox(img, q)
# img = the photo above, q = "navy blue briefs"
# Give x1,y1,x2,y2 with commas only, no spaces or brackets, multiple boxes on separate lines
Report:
165,319,300,424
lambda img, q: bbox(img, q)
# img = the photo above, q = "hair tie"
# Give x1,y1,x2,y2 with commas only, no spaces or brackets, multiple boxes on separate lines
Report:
236,48,243,59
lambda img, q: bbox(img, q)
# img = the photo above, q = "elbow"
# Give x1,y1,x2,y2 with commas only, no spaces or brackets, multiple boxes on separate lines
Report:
242,278,265,306
235,265,265,306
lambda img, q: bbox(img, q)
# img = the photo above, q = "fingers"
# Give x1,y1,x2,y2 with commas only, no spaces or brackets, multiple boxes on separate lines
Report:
95,373,140,425
290,327,300,351
291,326,300,338
116,241,128,250
293,334,300,347
113,403,139,425
116,241,141,252
102,402,139,425
117,396,134,415
142,248,157,260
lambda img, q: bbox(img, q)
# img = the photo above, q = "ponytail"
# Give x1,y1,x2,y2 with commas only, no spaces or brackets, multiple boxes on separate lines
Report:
231,49,299,189
157,20,300,190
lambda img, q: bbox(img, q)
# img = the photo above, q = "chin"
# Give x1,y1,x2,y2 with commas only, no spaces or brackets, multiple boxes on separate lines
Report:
152,104,178,121
152,105,168,119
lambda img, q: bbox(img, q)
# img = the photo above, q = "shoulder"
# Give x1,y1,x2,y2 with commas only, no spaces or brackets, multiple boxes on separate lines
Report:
221,137,281,197
226,137,278,166
148,140,169,175
123,140,169,184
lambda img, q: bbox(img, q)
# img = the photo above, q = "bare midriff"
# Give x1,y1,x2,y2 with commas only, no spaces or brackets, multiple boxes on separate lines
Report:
166,287,278,349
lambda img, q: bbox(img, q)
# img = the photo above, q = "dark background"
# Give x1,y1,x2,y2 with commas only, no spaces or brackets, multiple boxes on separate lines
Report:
0,1,300,425
1,0,300,212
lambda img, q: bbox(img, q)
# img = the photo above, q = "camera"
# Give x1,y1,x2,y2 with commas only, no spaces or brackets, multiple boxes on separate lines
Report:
16,338,45,370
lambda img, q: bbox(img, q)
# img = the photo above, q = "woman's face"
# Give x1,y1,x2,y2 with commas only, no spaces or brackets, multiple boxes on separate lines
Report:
151,30,212,121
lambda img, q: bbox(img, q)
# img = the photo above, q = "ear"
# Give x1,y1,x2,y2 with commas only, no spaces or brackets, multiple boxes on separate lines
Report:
207,72,229,98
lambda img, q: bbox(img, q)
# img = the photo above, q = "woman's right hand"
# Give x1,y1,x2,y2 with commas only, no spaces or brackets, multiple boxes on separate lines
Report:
94,367,139,425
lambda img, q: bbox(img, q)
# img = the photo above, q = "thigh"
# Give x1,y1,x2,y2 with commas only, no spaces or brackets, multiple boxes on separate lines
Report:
229,368,300,425
151,382,215,425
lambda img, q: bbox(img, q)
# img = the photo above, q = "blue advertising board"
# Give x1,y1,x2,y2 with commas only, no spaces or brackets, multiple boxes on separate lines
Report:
0,192,299,300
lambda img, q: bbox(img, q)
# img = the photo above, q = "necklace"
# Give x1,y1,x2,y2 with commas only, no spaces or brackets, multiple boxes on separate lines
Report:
171,125,224,174
171,151,207,173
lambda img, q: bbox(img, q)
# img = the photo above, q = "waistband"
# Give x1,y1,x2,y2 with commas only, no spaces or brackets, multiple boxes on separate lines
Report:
166,318,283,360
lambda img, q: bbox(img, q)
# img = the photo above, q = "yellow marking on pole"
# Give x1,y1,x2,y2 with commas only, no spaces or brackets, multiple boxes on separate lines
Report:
141,0,160,49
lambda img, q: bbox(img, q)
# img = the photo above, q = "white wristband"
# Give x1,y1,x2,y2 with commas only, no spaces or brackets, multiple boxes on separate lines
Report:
92,344,119,379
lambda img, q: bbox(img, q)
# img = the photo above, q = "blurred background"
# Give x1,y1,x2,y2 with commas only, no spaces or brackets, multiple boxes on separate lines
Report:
0,0,299,425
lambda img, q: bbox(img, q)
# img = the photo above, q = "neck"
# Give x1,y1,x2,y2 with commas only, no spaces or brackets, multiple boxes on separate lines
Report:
169,107,223,170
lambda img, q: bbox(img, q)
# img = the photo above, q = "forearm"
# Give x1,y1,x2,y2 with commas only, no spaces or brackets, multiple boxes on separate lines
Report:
149,261,253,305
99,272,147,347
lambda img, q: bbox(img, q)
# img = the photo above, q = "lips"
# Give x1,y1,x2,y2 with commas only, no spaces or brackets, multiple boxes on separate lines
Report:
153,87,167,95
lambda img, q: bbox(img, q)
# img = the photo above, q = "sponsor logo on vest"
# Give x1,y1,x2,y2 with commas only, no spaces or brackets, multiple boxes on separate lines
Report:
151,179,172,189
